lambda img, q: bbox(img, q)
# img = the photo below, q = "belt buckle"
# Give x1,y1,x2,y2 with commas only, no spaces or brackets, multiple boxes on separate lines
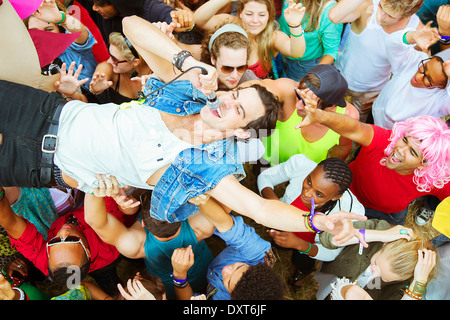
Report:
41,134,58,154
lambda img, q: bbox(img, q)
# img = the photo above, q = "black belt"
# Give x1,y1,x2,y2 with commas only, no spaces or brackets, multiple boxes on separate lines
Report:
40,99,66,186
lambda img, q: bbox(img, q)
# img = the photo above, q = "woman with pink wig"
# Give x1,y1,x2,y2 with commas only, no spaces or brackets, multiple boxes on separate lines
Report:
297,105,450,226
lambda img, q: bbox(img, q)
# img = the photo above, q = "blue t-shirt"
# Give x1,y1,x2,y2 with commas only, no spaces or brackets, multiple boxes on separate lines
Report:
206,216,271,300
59,29,97,90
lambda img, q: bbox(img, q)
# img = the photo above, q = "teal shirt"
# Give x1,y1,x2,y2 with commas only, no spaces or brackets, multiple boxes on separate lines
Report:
278,0,343,61
143,219,213,300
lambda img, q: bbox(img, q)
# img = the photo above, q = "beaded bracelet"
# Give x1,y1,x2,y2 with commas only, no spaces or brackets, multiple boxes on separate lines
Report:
303,214,314,232
171,273,189,288
405,287,422,300
0,188,5,202
172,50,193,72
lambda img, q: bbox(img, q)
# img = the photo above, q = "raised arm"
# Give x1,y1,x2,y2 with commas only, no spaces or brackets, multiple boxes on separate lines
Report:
193,0,234,31
122,15,217,95
296,104,374,146
272,1,306,58
332,225,414,247
208,175,367,244
328,0,368,24
33,0,89,44
437,5,450,51
83,175,146,259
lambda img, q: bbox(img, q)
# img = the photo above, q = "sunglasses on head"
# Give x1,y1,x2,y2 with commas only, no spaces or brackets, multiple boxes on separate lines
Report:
46,235,90,260
220,65,248,74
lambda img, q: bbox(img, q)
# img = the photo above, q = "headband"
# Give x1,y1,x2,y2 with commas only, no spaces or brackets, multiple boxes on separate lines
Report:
124,36,139,59
208,24,248,51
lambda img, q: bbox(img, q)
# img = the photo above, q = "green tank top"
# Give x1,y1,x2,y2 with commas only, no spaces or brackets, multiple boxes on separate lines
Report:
262,106,346,165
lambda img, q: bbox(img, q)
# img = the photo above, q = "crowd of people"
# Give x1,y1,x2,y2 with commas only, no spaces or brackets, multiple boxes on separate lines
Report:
0,0,449,303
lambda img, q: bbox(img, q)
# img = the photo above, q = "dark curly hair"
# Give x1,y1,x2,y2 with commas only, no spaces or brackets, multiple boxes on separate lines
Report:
48,261,90,290
240,84,281,138
230,263,284,300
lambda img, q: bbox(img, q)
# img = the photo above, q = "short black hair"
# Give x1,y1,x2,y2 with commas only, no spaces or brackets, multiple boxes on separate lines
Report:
230,263,285,300
241,84,281,138
140,191,182,238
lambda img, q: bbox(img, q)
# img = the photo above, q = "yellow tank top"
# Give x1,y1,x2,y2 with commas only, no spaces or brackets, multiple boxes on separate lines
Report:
261,106,346,165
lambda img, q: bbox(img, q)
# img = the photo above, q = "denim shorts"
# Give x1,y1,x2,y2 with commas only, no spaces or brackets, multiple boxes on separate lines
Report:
0,80,65,188
281,55,322,82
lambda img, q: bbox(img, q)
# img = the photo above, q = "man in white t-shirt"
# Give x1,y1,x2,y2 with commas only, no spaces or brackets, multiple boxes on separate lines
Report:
329,0,423,122
372,26,450,129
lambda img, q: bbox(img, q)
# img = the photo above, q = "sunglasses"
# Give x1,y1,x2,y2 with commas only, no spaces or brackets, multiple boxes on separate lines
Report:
220,65,248,74
294,88,306,105
108,50,128,65
46,235,90,260
1,269,25,288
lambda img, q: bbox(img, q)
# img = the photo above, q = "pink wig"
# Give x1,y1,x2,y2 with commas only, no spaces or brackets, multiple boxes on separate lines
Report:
382,116,450,192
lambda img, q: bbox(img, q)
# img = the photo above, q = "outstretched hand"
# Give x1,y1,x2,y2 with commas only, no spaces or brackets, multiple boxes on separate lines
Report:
171,3,195,32
89,71,113,95
314,211,368,247
413,249,437,283
283,0,306,27
295,103,323,129
92,174,120,197
55,62,89,97
412,21,440,53
33,0,61,24
171,245,195,279
118,278,156,300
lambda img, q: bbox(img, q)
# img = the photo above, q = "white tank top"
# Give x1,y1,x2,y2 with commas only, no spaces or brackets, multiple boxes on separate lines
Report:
336,0,420,92
54,100,192,193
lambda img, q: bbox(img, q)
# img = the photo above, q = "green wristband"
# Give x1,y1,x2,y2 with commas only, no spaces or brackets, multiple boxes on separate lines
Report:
298,242,312,254
55,11,66,25
402,32,410,45
291,30,304,38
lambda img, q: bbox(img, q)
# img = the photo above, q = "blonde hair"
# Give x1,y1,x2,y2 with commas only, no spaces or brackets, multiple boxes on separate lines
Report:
237,0,276,72
383,0,424,18
380,238,438,283
300,0,329,33
108,32,139,63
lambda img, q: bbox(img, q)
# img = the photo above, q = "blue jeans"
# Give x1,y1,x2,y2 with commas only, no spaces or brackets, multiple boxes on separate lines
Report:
364,206,409,226
281,56,322,82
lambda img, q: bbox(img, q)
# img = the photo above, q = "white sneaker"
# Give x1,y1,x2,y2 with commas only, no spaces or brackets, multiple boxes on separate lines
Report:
415,207,434,226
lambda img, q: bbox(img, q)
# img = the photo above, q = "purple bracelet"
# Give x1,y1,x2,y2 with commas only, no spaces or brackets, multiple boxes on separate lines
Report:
358,229,366,243
309,198,324,233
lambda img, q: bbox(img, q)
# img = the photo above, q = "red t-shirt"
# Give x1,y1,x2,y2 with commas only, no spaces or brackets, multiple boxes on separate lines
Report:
9,197,126,275
349,125,449,213
291,195,316,243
